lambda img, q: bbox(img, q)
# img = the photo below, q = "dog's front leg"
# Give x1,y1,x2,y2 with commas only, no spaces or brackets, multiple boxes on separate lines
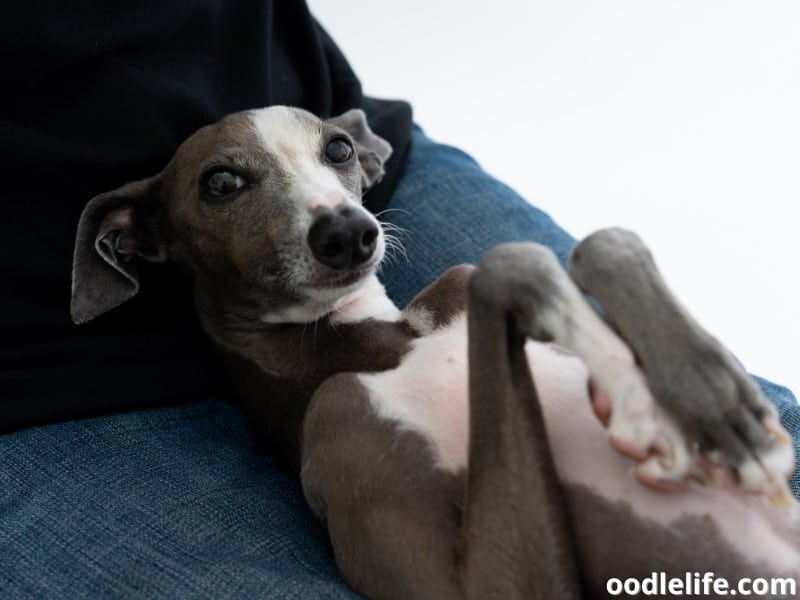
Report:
567,228,794,498
462,246,583,599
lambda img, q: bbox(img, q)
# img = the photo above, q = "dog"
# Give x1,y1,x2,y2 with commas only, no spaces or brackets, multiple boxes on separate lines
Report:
71,106,799,598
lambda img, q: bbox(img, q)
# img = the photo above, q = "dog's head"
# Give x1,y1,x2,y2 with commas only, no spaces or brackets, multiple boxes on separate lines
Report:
71,106,393,325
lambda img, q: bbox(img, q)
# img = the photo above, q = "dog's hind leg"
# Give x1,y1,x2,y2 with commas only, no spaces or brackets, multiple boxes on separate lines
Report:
462,248,586,599
568,227,794,499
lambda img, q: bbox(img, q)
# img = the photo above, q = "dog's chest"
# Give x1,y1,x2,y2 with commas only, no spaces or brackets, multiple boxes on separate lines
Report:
356,314,592,474
358,315,470,472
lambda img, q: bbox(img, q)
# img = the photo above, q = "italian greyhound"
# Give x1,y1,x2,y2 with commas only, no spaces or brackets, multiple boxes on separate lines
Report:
71,106,798,598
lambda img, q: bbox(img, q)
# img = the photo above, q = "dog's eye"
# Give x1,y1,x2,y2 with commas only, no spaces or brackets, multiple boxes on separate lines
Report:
325,138,354,164
200,170,247,200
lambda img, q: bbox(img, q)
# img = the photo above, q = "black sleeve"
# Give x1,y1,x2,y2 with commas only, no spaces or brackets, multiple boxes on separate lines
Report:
0,0,412,433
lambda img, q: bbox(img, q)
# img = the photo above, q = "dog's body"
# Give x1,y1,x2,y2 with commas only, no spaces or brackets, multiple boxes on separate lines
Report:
72,106,799,598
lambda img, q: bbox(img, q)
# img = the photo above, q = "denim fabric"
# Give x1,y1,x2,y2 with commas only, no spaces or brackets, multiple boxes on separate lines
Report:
2,126,798,598
0,401,357,599
378,127,576,308
752,375,800,494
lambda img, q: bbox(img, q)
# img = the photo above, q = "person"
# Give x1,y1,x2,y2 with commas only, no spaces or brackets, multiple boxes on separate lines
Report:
1,1,797,596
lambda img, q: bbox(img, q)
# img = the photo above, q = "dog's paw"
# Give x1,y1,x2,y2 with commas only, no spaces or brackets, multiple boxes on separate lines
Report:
644,343,795,504
589,371,694,488
569,228,794,502
590,346,794,504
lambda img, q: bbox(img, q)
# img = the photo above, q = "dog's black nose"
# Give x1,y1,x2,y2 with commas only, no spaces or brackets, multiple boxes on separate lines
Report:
307,205,379,270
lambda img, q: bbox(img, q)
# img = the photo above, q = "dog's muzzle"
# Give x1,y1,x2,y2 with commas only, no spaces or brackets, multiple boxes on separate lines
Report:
307,205,379,270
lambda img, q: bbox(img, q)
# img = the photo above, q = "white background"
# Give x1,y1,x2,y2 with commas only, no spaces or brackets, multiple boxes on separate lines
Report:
309,0,799,397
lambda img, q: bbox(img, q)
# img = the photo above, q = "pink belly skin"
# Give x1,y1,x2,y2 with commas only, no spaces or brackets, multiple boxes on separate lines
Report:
358,316,800,576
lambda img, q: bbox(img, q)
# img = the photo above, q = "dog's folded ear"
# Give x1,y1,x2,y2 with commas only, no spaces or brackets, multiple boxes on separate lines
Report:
327,109,393,190
71,176,166,325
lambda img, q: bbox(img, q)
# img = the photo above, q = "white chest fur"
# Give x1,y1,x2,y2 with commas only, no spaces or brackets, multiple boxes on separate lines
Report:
357,314,591,474
358,315,471,472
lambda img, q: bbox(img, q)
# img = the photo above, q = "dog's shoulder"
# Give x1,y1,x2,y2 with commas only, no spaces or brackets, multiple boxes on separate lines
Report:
403,264,474,336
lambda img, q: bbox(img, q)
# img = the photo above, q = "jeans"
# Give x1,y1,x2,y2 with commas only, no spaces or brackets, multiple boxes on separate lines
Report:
2,127,797,598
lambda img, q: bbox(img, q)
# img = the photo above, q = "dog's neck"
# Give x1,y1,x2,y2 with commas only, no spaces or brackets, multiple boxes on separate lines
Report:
191,274,416,469
196,274,399,330
193,274,411,376
325,277,402,325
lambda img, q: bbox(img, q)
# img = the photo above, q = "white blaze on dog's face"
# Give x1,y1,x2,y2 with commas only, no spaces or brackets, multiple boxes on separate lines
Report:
251,106,359,212
160,106,392,323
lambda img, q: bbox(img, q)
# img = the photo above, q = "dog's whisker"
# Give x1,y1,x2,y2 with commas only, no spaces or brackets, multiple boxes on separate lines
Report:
382,232,410,266
327,309,347,338
380,222,411,237
378,253,398,271
382,231,411,247
384,252,409,270
300,320,311,350
382,226,408,243
375,207,411,220
385,244,408,265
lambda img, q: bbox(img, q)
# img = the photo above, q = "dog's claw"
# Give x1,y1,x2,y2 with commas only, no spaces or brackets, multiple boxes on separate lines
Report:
764,414,792,446
692,458,730,488
768,485,794,510
732,438,795,509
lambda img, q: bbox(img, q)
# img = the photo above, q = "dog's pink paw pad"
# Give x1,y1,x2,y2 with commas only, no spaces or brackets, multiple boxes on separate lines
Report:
591,370,702,489
588,379,612,427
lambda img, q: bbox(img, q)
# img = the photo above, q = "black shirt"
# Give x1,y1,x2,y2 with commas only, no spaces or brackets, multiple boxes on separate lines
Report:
0,0,412,431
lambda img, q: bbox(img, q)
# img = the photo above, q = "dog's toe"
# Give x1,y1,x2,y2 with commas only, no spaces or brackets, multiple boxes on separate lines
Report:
735,438,795,505
595,367,658,461
590,366,695,483
587,360,794,502
644,349,795,501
